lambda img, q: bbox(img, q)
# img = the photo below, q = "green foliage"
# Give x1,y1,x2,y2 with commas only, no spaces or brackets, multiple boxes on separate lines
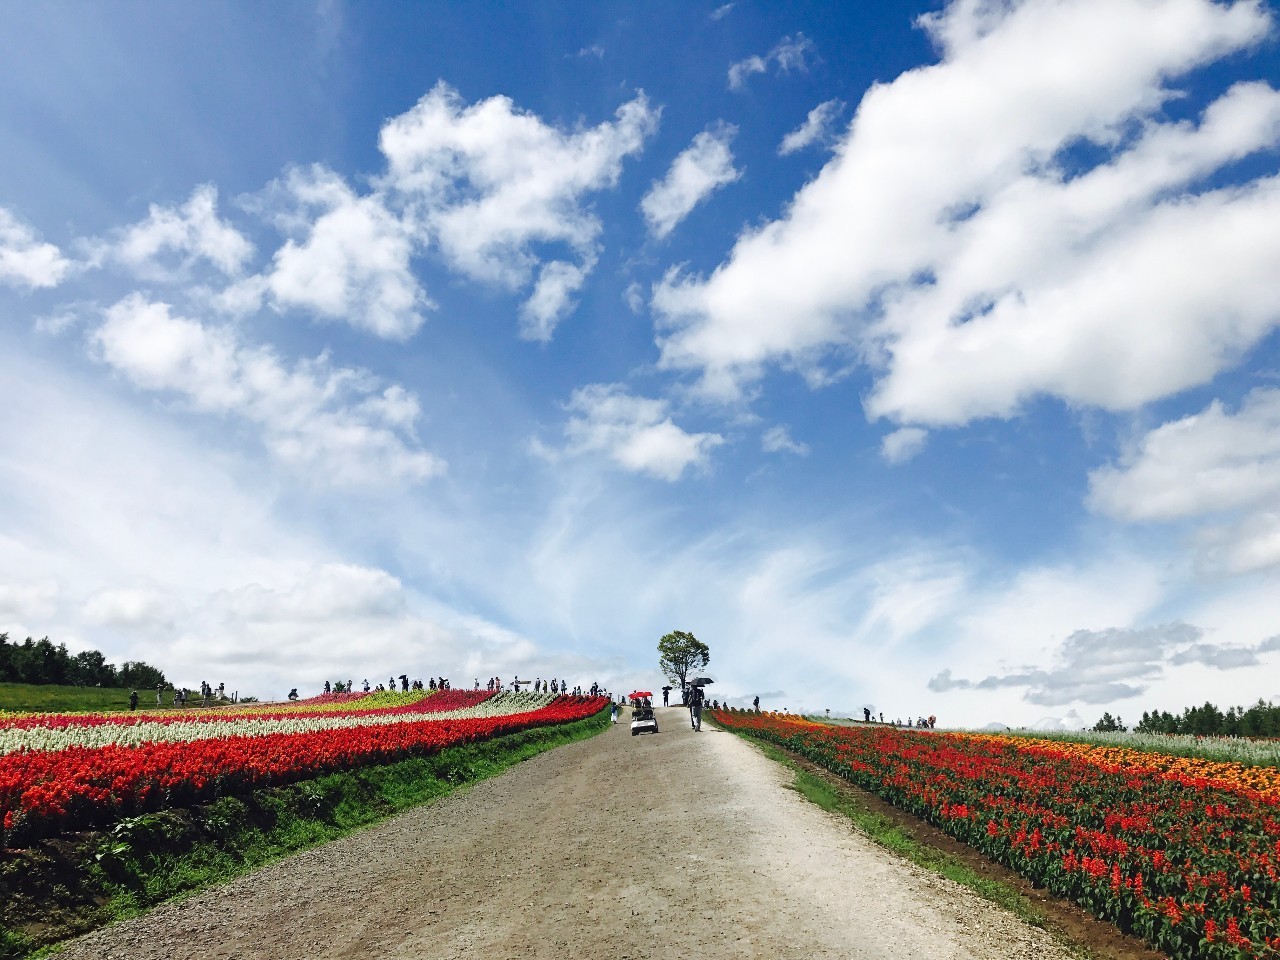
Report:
1090,711,1126,732
1134,698,1280,737
0,633,167,691
0,682,176,714
657,629,710,692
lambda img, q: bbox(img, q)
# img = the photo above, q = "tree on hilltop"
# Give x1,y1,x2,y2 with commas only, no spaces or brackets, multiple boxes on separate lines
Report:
658,630,710,700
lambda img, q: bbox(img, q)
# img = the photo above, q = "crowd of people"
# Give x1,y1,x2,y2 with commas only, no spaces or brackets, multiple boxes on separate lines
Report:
302,676,615,699
128,680,234,711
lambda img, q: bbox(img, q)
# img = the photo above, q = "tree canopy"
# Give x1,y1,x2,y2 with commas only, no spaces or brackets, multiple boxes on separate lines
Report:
657,630,710,697
0,633,168,689
1133,699,1280,737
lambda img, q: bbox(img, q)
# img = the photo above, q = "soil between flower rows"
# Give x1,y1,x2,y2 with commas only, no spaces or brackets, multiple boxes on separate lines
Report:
56,708,1077,960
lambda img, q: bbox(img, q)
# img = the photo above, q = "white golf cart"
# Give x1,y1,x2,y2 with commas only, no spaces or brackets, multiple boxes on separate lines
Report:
629,691,659,736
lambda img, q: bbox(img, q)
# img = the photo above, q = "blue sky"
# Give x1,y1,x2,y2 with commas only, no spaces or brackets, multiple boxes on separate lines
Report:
2,0,1279,727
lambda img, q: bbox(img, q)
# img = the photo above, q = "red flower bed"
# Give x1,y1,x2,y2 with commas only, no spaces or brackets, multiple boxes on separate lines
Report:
711,710,1280,960
1,696,605,845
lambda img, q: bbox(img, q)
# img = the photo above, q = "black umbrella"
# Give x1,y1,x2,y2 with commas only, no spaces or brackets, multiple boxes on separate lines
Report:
689,677,714,686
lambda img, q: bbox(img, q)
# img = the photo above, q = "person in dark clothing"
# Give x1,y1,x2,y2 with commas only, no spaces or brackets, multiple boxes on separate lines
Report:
129,690,139,711
863,706,872,722
689,685,705,731
662,688,669,707
752,695,760,712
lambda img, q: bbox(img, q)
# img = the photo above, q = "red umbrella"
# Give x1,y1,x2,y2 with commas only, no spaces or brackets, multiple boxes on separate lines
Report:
628,691,653,699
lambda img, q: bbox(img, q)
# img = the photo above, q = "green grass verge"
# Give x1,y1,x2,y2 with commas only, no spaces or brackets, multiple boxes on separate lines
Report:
0,682,234,715
724,729,1090,959
1,708,609,959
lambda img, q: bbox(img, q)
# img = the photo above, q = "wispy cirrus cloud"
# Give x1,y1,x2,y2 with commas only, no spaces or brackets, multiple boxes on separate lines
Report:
728,33,815,91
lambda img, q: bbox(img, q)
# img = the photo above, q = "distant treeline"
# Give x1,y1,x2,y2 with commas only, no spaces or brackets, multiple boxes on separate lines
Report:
0,633,167,689
1093,699,1280,736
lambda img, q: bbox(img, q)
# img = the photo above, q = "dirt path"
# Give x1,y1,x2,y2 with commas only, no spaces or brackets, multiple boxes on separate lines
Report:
58,708,1074,959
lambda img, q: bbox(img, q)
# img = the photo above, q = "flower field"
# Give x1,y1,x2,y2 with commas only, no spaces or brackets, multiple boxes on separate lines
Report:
711,710,1280,960
1,690,606,846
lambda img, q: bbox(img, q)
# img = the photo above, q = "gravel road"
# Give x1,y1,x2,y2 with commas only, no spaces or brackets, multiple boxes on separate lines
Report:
58,708,1074,959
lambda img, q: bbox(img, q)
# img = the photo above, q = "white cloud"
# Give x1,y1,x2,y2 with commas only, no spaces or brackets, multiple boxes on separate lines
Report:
656,0,1278,418
91,293,443,486
555,383,724,481
761,424,809,456
624,281,644,314
641,125,741,239
1090,388,1280,573
83,588,176,631
521,259,592,342
880,426,928,464
0,580,59,624
778,99,845,155
257,165,429,340
728,34,815,90
379,82,659,339
103,184,253,279
0,207,73,289
710,4,734,22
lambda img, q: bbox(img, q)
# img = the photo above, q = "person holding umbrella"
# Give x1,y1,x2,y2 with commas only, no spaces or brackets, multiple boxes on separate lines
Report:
689,681,705,731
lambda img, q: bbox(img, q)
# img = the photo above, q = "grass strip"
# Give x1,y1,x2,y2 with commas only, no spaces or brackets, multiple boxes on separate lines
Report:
724,728,1091,959
2,708,609,959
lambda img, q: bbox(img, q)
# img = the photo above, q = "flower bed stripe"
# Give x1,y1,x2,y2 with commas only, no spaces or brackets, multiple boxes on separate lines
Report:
2,696,607,844
0,692,561,755
712,710,1280,959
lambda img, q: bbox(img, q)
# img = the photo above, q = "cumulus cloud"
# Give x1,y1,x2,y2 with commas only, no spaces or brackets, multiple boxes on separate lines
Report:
778,99,845,155
247,165,429,340
655,0,1279,416
379,82,659,339
880,426,928,464
641,125,741,239
0,208,73,289
761,424,809,456
553,383,724,480
926,621,1278,706
1089,389,1280,573
91,293,443,486
100,184,253,279
728,34,815,90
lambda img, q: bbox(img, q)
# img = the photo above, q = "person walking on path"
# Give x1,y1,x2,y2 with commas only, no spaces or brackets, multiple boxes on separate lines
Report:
689,684,705,731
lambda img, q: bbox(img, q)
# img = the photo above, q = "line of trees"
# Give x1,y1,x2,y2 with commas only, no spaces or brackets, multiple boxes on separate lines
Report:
0,633,168,689
1093,700,1280,737
1134,700,1280,737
